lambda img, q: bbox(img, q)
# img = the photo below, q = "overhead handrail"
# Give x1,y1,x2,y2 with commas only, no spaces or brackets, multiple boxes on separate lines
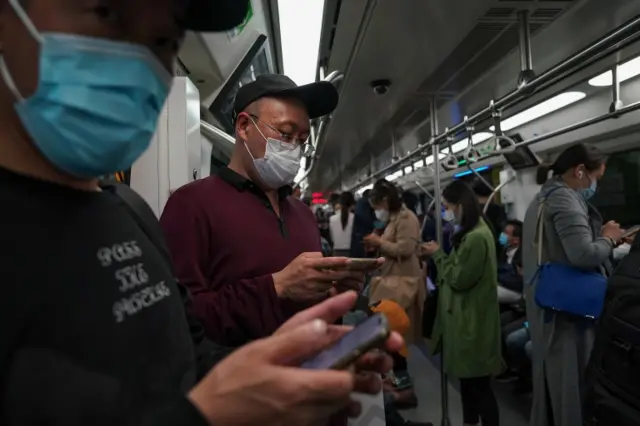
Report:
486,100,517,156
345,15,640,192
201,120,235,145
463,115,482,164
483,98,640,160
441,130,459,170
483,174,516,215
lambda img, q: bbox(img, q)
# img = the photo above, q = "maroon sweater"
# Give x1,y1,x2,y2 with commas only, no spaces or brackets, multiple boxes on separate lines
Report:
159,167,323,346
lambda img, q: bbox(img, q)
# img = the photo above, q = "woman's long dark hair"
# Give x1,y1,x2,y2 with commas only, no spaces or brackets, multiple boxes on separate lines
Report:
369,179,403,213
442,180,482,249
339,191,355,229
536,143,606,185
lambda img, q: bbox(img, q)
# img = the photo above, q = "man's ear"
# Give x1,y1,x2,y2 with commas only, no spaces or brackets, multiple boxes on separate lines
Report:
234,113,251,141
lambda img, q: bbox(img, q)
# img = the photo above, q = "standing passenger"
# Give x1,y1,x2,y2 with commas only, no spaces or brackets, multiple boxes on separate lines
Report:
0,0,397,424
523,143,623,426
330,191,355,257
421,180,501,426
363,179,426,408
350,189,376,258
160,74,370,347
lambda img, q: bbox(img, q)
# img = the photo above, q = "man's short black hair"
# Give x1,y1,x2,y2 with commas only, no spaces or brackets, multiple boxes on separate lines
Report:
505,219,523,238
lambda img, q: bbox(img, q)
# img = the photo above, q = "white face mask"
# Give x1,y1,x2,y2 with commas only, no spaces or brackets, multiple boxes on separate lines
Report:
442,209,456,223
245,118,301,189
375,209,389,223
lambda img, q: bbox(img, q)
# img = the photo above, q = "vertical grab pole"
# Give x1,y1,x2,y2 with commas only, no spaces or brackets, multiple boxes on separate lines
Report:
430,98,450,426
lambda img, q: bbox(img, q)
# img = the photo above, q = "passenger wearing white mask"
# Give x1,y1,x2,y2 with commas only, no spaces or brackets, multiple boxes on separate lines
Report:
364,180,425,358
161,74,380,352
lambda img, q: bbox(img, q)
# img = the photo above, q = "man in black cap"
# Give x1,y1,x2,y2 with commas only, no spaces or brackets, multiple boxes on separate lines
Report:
161,74,376,347
0,1,396,425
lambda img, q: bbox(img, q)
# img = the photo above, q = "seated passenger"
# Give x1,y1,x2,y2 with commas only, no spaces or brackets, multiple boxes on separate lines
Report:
523,143,624,426
161,74,372,347
504,324,533,394
497,220,523,305
0,1,398,425
421,180,501,426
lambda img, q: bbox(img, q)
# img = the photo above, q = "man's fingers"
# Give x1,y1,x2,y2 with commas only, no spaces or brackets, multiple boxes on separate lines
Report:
289,368,355,402
354,351,394,375
352,371,383,395
310,256,351,269
383,331,404,353
260,320,338,363
334,279,363,293
278,292,358,333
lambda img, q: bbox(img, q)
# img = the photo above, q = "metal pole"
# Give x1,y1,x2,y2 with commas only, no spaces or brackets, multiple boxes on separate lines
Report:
345,15,640,191
610,65,623,113
483,175,515,215
415,181,434,201
467,163,494,191
430,98,449,426
517,10,535,88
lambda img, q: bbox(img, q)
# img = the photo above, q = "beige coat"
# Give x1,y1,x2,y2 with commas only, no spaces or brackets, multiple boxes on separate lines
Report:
369,206,426,345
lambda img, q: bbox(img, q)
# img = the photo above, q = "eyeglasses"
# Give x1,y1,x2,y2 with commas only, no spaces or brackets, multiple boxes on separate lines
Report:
248,114,314,157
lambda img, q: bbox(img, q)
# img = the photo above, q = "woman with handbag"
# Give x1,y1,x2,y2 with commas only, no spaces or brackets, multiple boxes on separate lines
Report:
362,179,425,408
522,143,624,426
421,180,502,426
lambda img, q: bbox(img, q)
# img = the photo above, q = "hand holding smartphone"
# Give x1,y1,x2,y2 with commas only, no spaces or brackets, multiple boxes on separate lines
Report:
621,225,640,240
322,258,382,272
300,313,390,370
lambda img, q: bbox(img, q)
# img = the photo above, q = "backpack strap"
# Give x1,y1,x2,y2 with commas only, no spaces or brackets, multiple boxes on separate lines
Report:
100,181,173,269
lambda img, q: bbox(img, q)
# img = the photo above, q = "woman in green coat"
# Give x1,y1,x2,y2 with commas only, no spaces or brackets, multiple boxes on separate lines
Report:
421,180,502,426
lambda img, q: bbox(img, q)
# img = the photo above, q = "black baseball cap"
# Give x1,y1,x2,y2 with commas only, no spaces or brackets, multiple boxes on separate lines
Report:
183,0,251,32
232,74,340,121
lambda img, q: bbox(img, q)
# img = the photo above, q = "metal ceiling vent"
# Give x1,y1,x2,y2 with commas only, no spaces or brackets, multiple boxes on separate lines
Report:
388,0,576,132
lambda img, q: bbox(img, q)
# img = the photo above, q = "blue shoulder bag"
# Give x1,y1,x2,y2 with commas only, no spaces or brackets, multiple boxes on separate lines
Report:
532,189,608,319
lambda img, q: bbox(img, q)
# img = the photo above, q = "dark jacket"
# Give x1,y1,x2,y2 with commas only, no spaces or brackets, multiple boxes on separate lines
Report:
497,262,523,293
350,197,376,258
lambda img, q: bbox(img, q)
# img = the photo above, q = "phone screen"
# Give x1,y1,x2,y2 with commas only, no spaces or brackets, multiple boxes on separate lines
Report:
621,225,640,239
300,314,389,370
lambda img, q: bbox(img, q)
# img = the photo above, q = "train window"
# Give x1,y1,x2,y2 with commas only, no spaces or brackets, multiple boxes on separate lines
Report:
209,36,270,134
591,148,640,228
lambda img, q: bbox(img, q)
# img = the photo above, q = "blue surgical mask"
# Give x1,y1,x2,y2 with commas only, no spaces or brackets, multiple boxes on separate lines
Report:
579,178,597,201
499,232,509,247
0,0,171,178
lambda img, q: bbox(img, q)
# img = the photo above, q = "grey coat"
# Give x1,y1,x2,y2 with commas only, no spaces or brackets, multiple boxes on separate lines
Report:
522,178,613,426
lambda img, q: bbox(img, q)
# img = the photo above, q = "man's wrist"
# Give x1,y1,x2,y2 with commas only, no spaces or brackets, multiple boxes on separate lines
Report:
272,271,289,297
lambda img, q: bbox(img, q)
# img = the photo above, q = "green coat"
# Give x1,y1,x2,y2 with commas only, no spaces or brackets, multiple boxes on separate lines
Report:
430,220,503,378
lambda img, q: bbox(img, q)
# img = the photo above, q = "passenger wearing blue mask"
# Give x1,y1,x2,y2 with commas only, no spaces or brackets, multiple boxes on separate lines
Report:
0,1,397,425
497,220,523,305
523,143,624,426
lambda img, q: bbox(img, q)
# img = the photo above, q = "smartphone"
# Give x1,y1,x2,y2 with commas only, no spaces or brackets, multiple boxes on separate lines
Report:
621,225,640,239
328,258,380,271
300,313,390,370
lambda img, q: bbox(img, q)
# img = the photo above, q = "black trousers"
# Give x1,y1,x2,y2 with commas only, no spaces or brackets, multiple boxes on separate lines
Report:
459,375,499,426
